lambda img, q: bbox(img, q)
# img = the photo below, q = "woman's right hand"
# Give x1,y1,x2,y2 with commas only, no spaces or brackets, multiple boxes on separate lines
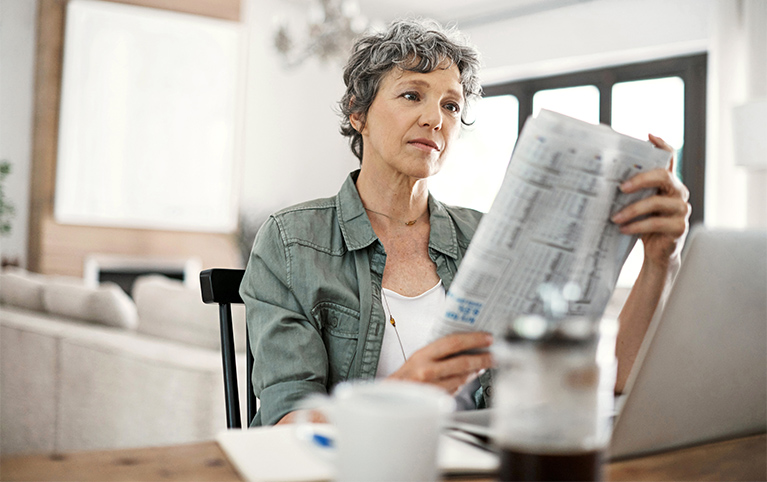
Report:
386,332,494,395
275,332,493,425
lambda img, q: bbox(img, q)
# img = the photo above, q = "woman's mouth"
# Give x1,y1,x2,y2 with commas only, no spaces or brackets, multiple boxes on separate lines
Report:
408,138,440,152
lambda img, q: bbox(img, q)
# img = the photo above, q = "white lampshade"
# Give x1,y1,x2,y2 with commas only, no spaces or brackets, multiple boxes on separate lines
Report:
732,98,767,170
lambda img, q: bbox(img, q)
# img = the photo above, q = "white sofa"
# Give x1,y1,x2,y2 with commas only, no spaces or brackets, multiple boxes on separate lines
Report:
0,268,247,455
0,266,630,456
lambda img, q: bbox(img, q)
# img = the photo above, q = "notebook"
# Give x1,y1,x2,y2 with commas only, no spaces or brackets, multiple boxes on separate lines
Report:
216,424,499,482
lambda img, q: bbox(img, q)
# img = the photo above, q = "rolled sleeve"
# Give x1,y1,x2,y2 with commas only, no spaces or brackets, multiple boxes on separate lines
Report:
240,217,330,426
255,380,327,426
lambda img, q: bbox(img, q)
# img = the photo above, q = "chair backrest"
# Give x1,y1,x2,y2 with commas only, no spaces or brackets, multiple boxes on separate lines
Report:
199,268,255,429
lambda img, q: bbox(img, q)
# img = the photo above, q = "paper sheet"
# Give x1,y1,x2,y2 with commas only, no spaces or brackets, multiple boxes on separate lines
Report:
216,425,498,482
433,110,672,339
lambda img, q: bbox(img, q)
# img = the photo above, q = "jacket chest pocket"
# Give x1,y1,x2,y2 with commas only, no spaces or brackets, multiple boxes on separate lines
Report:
312,302,360,387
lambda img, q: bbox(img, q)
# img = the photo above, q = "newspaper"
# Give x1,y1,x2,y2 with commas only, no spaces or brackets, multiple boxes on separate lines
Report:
432,110,672,339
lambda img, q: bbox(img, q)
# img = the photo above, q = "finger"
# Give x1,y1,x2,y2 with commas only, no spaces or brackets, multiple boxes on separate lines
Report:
437,351,495,376
617,212,689,237
408,350,495,384
433,372,481,395
417,332,493,361
612,196,690,225
648,133,676,173
648,133,673,152
620,168,672,192
620,168,689,201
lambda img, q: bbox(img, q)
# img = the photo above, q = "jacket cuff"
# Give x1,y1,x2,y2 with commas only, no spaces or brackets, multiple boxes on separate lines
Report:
253,379,327,426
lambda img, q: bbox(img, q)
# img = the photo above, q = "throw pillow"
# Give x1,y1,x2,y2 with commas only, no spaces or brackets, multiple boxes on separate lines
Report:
133,274,246,352
86,282,140,329
0,267,45,312
42,280,138,329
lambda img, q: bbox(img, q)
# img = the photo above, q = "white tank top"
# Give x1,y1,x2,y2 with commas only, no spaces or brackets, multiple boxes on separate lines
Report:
376,281,444,378
375,281,482,410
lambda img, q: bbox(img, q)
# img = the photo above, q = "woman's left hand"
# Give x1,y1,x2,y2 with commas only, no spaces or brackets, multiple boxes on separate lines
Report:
610,134,691,269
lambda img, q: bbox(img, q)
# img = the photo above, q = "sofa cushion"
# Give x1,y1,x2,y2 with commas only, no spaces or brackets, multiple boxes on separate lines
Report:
42,281,138,330
0,268,45,312
133,275,246,352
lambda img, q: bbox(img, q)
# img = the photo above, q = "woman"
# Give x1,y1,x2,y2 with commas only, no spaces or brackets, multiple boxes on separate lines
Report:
240,19,690,426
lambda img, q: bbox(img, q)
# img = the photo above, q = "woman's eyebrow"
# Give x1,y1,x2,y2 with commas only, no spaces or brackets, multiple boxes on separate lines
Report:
397,79,464,101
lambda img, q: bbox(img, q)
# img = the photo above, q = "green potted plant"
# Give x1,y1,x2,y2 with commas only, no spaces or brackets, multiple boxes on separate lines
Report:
0,160,14,236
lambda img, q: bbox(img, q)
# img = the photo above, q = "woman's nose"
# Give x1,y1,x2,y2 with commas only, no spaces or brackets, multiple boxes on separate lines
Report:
418,102,443,130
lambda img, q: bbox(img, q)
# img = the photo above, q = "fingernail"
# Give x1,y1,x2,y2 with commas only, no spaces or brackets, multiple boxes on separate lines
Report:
612,212,625,223
620,180,633,192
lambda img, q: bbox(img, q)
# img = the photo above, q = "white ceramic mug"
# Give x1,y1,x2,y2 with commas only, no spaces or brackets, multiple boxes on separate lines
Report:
299,380,455,482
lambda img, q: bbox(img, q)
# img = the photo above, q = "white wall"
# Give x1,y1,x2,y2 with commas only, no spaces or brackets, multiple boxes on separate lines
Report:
3,0,763,267
465,0,711,82
0,0,360,268
242,0,765,230
239,0,358,223
707,0,767,229
0,0,37,267
460,0,765,229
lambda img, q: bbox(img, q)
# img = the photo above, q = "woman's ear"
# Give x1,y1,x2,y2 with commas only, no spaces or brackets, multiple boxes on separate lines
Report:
350,112,364,133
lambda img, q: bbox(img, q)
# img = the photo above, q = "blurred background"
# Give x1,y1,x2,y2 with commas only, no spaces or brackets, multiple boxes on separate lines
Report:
1,0,766,456
1,0,765,281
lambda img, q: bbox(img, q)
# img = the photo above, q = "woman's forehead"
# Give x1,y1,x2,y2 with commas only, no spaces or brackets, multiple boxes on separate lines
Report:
383,64,463,94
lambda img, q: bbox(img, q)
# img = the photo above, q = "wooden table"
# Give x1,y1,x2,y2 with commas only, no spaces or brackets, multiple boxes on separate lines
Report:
1,433,764,481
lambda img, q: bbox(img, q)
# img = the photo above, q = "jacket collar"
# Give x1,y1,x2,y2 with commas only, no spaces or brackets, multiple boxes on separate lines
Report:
336,170,459,260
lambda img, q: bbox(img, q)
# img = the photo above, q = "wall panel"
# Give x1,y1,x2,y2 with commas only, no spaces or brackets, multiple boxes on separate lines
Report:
29,0,242,275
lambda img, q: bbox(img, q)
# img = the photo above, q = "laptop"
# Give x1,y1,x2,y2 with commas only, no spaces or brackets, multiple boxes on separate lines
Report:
609,226,767,459
447,227,767,459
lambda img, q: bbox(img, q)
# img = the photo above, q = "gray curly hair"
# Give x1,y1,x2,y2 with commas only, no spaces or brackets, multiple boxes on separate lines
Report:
339,18,482,162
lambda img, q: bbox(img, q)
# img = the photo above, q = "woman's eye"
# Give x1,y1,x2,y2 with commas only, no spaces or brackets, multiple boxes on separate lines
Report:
403,92,419,101
444,103,461,114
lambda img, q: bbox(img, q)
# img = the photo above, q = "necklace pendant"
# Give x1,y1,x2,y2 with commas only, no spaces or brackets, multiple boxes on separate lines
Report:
405,220,416,226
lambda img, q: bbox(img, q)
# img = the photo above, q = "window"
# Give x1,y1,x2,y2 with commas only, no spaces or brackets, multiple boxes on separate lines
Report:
533,85,600,124
612,77,686,179
437,54,707,286
429,95,519,212
54,1,242,233
483,53,706,226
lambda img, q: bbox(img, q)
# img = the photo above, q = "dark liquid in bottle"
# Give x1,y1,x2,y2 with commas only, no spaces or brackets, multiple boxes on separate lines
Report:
498,448,604,481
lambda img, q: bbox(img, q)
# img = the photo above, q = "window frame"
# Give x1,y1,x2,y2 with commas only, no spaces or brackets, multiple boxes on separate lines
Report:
483,53,707,225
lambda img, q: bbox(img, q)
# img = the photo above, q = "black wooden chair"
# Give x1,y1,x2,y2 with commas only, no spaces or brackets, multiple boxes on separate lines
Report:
199,268,255,429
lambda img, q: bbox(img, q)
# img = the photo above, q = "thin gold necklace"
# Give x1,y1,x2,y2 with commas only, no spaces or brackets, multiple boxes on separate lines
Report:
381,289,408,362
365,207,426,226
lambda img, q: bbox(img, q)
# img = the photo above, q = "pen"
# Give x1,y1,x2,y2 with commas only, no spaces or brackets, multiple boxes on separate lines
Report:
444,428,497,453
312,433,335,449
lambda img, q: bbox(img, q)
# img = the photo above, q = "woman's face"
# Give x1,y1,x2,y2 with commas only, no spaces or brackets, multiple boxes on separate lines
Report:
352,64,464,180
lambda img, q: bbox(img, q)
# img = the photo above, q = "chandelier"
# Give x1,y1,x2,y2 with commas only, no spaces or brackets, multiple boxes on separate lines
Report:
273,0,369,68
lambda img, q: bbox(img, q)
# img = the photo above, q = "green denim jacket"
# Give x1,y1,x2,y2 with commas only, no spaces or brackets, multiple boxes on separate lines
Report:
240,171,492,426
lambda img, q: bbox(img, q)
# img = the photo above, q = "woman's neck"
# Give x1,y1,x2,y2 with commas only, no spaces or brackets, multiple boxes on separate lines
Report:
356,164,439,295
355,165,430,223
